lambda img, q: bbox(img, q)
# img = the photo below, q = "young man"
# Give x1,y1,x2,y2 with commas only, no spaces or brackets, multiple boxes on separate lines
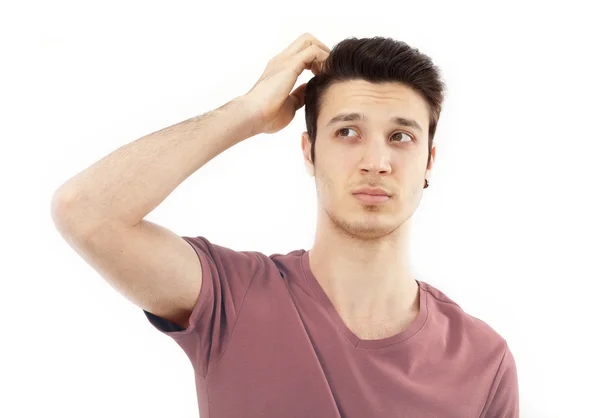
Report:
51,33,519,417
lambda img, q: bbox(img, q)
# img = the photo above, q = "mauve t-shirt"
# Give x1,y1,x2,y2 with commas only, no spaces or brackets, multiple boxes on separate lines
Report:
143,235,519,418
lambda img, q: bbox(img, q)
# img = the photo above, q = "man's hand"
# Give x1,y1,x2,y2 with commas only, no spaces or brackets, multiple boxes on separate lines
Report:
239,33,330,134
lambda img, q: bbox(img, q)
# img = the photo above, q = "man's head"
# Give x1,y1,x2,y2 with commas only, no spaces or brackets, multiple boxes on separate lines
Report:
301,36,446,240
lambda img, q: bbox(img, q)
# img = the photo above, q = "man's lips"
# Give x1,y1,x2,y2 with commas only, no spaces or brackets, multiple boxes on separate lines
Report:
353,193,391,204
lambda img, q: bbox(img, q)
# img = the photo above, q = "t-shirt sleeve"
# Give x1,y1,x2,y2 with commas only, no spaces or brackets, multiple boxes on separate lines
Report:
142,235,262,376
481,341,520,417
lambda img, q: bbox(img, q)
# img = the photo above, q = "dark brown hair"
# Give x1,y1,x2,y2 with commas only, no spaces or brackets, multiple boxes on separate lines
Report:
304,36,447,168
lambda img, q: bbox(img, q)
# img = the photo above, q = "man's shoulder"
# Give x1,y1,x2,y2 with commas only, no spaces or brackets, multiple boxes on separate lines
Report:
421,280,508,348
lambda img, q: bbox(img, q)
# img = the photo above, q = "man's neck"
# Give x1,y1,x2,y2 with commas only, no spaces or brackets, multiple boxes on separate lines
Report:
308,219,419,324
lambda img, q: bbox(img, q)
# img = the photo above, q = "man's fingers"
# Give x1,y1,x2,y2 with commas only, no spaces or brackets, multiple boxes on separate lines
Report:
290,83,307,109
310,59,321,76
279,33,330,61
292,44,329,76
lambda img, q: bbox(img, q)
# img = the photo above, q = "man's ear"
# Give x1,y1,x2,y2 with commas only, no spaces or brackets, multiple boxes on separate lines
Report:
426,141,436,175
301,132,315,177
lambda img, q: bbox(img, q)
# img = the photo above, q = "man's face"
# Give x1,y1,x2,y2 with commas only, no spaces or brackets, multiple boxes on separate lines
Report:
302,79,436,240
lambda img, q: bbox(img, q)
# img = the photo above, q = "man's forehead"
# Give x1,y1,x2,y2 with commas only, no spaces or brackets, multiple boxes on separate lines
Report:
319,81,429,129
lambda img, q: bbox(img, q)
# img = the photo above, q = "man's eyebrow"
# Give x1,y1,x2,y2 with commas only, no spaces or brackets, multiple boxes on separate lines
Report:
326,112,424,133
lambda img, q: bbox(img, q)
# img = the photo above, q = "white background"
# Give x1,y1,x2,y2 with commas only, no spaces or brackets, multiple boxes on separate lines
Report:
2,1,599,417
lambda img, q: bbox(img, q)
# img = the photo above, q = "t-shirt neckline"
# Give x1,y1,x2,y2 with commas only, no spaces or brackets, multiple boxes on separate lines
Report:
300,249,429,350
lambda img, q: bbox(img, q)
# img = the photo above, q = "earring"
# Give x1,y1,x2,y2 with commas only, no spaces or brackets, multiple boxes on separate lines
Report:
424,179,429,189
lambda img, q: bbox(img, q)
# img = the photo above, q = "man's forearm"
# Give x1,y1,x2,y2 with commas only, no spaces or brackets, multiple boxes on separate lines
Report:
51,96,262,234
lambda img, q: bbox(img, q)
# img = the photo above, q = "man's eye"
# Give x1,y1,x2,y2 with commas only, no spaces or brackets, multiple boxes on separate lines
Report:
391,132,413,142
337,127,358,137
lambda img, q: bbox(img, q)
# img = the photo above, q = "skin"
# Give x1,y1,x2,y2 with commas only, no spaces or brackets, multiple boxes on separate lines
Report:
301,79,437,338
